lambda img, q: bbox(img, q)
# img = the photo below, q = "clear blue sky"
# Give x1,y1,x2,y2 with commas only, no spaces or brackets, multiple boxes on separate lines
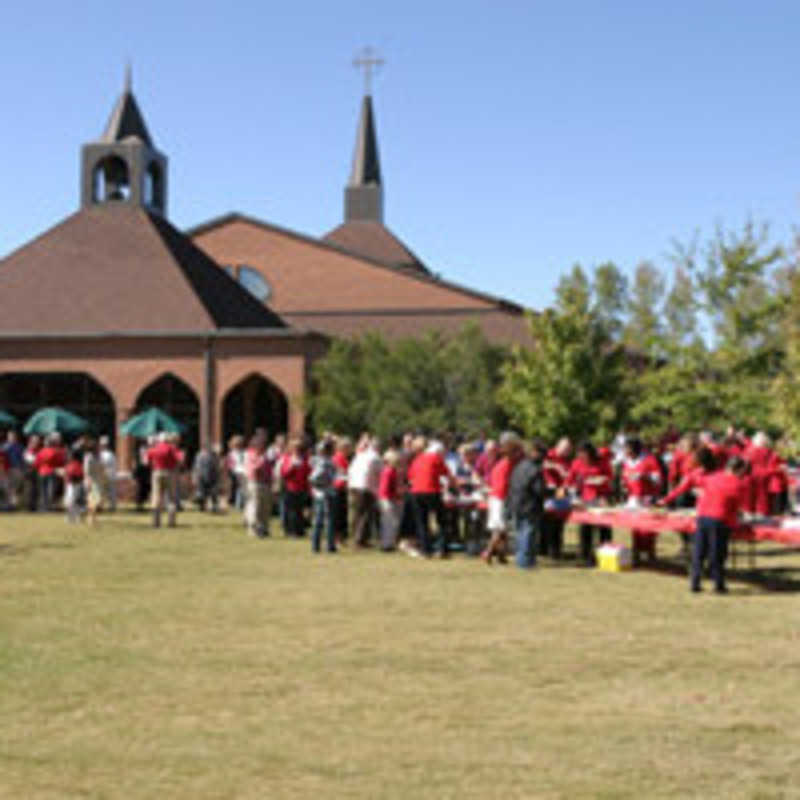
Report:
1,0,798,310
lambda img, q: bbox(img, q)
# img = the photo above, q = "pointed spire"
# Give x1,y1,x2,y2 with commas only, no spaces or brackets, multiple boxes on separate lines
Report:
100,66,153,146
348,95,382,187
344,95,384,223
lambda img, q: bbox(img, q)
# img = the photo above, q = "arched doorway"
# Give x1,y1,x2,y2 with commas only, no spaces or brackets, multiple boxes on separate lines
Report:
222,374,288,445
135,373,199,454
0,372,115,442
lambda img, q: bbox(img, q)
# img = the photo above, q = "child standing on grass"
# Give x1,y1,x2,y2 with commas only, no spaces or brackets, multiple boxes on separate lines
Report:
63,454,84,524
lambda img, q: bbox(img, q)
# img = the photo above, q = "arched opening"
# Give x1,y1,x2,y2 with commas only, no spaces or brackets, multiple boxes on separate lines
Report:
0,372,115,443
92,155,131,203
143,161,164,210
135,373,199,454
222,374,288,445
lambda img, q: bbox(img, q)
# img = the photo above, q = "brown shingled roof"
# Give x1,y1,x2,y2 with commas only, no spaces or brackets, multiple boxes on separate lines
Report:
0,205,286,333
323,220,430,274
281,308,533,346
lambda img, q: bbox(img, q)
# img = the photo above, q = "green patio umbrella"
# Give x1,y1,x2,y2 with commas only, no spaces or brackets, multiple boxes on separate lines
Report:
0,410,17,428
120,407,186,438
23,407,90,436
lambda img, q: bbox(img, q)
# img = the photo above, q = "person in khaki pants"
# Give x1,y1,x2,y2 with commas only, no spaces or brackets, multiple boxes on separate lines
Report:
147,433,180,528
244,431,273,538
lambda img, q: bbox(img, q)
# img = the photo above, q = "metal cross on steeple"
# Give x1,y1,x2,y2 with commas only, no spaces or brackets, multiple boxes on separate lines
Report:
353,46,384,95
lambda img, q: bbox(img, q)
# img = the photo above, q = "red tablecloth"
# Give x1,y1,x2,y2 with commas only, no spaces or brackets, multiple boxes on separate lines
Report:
565,508,800,546
443,499,800,547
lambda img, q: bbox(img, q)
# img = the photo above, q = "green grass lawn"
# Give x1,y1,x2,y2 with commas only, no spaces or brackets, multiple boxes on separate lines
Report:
2,510,800,799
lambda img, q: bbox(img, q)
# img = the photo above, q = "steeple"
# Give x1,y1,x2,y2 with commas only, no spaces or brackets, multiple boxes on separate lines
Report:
80,68,168,214
345,94,384,223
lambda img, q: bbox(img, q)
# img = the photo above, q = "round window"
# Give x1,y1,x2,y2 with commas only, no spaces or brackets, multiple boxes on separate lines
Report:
238,266,271,303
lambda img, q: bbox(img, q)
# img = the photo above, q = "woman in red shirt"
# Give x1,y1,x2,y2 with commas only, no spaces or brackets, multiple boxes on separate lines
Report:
409,441,453,557
34,433,67,512
744,433,778,516
660,448,749,593
481,432,523,565
332,437,352,546
541,437,572,559
378,450,401,550
566,442,613,565
622,438,663,564
280,438,311,537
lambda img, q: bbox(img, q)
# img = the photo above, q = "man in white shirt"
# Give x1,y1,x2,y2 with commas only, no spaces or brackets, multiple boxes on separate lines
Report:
347,435,383,547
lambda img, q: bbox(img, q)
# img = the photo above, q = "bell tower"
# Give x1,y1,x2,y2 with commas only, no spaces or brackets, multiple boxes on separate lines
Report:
80,67,168,214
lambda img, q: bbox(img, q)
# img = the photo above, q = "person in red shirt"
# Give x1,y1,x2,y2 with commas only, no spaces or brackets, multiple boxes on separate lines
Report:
63,455,85,524
666,433,699,556
743,432,779,516
332,436,352,546
378,449,401,551
147,433,181,528
34,433,67,511
409,440,454,557
280,437,311,537
667,435,697,496
474,439,499,484
541,437,572,559
768,453,788,516
566,441,613,565
481,432,524,565
622,438,664,563
659,448,749,593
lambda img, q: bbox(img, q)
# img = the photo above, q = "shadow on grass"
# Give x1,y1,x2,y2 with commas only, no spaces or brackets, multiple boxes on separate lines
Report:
633,553,800,594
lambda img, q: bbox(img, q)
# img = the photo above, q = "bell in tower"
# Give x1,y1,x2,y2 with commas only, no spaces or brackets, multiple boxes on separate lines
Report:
80,67,168,215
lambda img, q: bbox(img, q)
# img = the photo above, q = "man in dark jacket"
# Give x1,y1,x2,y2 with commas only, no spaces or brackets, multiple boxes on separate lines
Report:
507,439,547,569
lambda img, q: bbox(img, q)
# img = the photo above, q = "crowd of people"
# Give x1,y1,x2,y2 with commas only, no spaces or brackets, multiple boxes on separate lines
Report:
1,423,795,592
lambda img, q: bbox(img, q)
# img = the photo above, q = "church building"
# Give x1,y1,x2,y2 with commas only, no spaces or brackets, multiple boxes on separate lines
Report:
0,75,529,467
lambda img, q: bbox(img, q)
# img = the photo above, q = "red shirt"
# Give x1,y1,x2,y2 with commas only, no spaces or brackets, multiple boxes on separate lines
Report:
0,450,7,474
566,458,612,501
148,442,180,471
743,445,778,514
768,456,787,494
663,468,744,528
332,451,349,489
489,456,516,500
622,453,662,499
474,450,498,483
34,446,66,476
280,454,311,493
408,451,450,494
668,450,695,486
543,449,571,489
378,465,398,501
64,459,84,483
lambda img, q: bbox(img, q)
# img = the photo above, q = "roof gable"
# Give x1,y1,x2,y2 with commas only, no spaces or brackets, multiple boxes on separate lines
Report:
0,206,286,334
188,212,523,314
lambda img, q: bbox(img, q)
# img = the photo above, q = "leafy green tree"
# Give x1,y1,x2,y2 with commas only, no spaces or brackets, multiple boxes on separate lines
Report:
624,261,665,354
631,222,786,434
498,294,629,442
307,326,507,439
592,261,629,341
662,266,699,349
